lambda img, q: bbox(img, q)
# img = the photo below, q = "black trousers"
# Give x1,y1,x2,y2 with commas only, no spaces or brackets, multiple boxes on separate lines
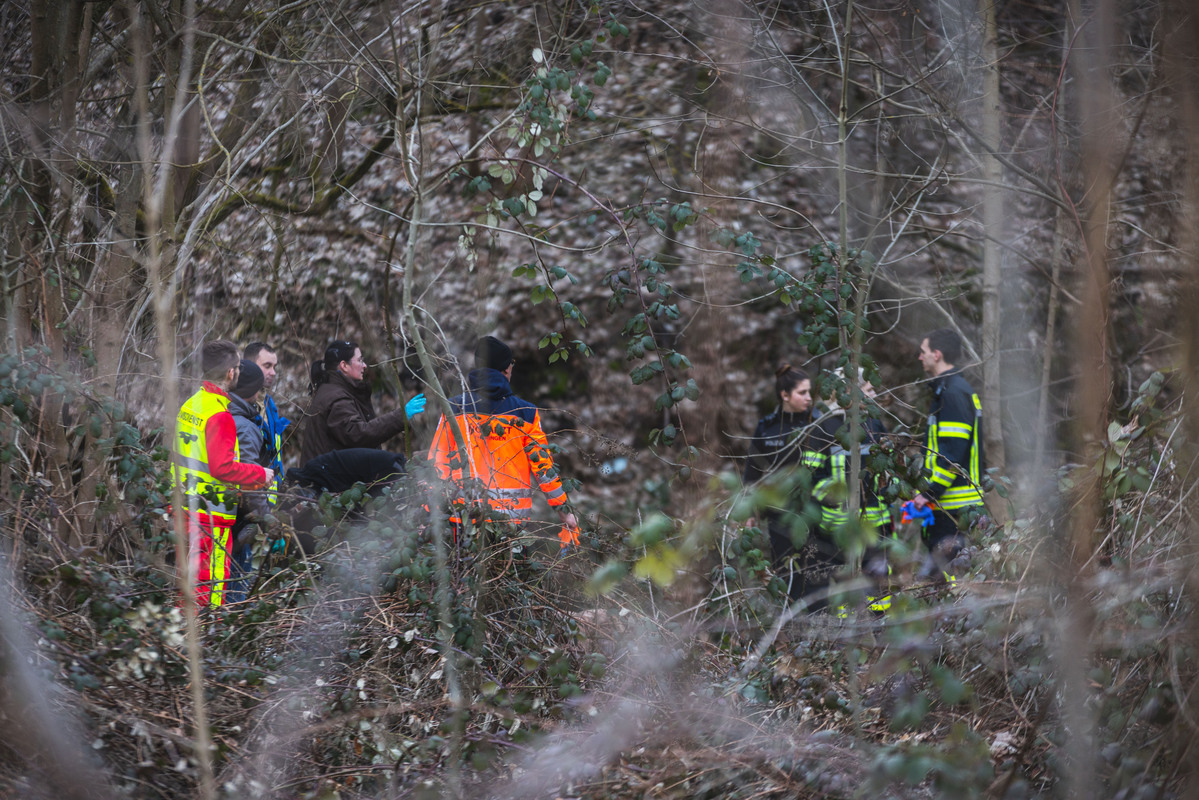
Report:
923,505,984,551
287,448,406,493
768,519,842,610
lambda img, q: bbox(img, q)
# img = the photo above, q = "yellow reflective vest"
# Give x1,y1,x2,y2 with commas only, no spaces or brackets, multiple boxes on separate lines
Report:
173,383,264,522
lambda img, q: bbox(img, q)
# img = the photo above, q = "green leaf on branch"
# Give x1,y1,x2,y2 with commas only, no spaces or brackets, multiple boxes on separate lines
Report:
631,513,673,547
630,363,662,384
633,545,682,587
587,561,627,596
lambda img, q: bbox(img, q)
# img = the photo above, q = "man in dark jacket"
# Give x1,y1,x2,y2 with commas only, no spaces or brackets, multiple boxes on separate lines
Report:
227,360,269,602
428,336,577,538
911,328,986,580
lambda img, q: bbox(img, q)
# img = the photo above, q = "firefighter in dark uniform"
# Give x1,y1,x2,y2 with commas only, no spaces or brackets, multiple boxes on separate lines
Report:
911,328,987,581
809,368,894,611
742,363,829,604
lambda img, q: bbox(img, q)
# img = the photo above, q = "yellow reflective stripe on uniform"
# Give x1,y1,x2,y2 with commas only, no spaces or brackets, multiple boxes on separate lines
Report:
863,506,889,525
209,526,230,607
940,486,984,509
937,422,972,439
821,509,851,526
924,418,939,474
969,393,982,495
266,427,282,506
802,452,825,469
812,483,841,502
816,449,894,530
867,595,891,612
814,453,846,502
930,465,956,487
830,453,846,481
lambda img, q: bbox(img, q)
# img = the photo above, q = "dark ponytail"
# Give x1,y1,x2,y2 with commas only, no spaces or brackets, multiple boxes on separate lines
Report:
308,360,326,394
308,340,359,394
774,362,809,398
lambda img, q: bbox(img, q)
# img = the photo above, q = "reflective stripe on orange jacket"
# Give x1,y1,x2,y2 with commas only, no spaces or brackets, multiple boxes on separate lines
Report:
427,368,567,521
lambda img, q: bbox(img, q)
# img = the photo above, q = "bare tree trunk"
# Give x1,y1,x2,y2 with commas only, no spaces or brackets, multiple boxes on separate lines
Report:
132,1,215,796
80,173,143,546
27,0,82,547
671,0,753,489
837,0,865,529
1035,209,1069,474
979,0,1006,476
1057,0,1118,796
1161,0,1199,789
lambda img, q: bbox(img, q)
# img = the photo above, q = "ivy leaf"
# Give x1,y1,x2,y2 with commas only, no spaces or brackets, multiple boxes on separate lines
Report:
633,545,682,587
587,561,627,596
630,513,672,547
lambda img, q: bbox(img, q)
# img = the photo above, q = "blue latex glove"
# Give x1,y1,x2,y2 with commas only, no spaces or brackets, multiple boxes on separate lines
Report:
901,500,935,527
404,393,427,418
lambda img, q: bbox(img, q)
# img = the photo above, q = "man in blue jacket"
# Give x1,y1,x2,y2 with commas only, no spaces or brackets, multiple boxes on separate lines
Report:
245,342,290,494
911,328,986,581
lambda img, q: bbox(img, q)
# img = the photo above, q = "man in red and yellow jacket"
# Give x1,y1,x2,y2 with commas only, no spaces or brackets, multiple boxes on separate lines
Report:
172,340,273,607
428,336,577,542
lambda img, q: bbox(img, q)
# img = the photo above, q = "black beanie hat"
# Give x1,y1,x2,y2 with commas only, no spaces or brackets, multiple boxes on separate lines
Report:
233,359,264,399
474,336,514,371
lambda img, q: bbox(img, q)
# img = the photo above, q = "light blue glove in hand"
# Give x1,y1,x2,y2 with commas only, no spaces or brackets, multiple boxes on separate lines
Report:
405,393,427,418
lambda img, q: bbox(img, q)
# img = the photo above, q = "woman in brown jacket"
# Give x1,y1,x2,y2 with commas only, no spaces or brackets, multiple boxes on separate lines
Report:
298,340,426,465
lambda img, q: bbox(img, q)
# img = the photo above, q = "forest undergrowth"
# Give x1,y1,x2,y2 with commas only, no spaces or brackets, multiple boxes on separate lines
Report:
0,352,1194,799
3,0,1197,796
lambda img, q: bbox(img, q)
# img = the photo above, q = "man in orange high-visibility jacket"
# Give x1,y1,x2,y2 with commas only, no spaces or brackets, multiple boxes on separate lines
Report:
428,336,577,537
172,341,274,607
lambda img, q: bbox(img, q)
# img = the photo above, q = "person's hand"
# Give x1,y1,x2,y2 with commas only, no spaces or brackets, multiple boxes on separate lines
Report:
911,493,930,510
262,468,275,488
405,393,427,418
558,510,578,530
